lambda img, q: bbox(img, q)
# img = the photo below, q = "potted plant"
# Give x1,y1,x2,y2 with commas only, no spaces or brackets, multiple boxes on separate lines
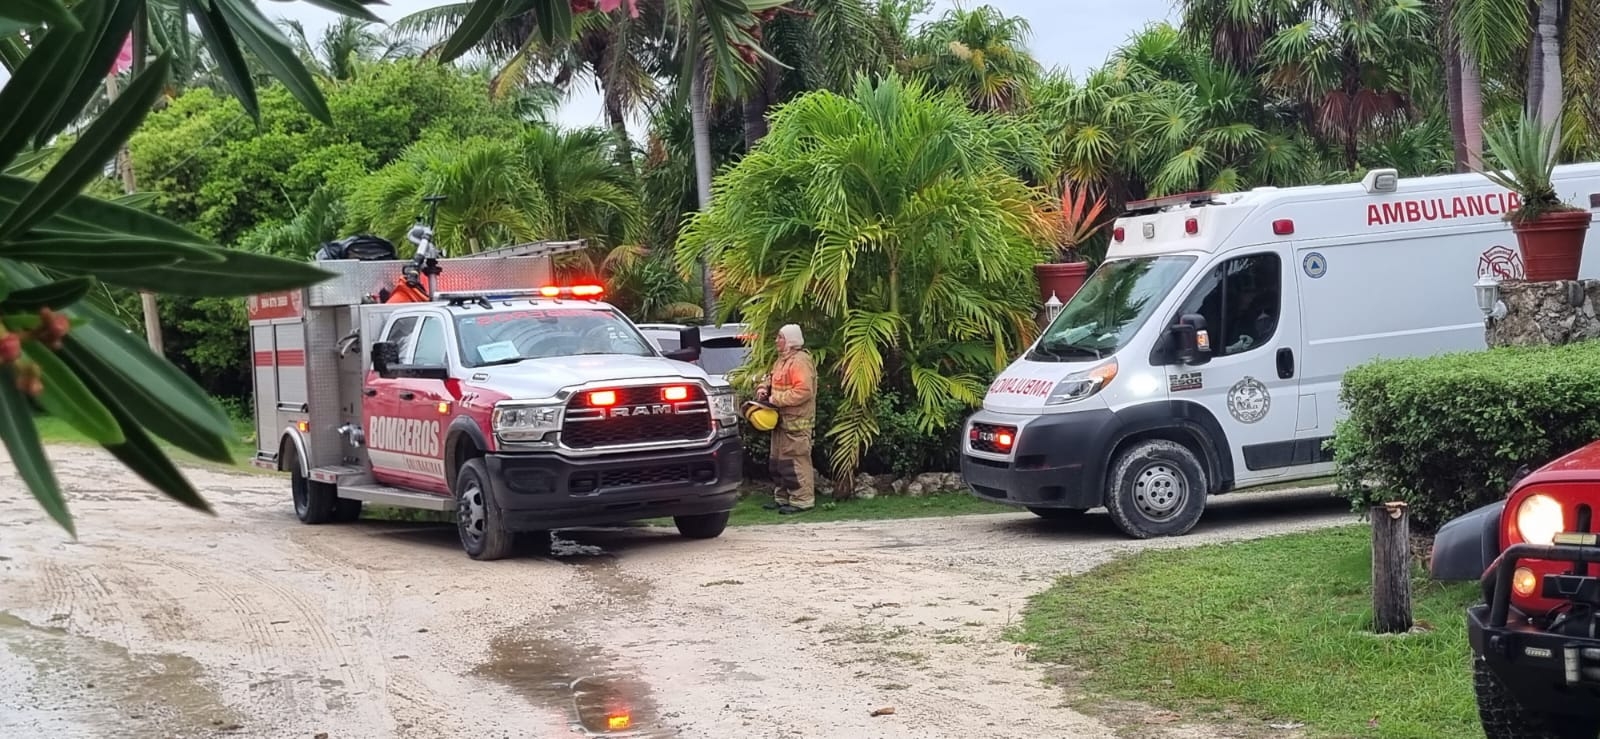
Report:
1476,113,1591,281
1034,182,1114,305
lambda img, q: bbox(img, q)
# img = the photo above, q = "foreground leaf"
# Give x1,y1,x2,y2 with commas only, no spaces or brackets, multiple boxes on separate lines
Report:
185,0,259,120
0,276,93,311
439,0,509,62
0,234,225,271
1,53,173,239
0,367,73,535
0,0,104,167
0,0,81,34
35,0,143,148
64,247,335,297
214,0,332,123
293,0,386,23
0,175,209,245
23,339,124,445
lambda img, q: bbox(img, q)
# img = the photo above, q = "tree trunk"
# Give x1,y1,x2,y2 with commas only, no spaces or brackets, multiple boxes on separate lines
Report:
1444,12,1468,172
689,59,717,321
1461,46,1485,170
742,60,780,151
1371,502,1414,634
1530,0,1563,127
604,90,635,178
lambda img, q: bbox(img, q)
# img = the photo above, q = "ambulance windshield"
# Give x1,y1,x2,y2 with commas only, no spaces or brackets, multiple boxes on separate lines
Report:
1028,255,1196,362
455,306,657,367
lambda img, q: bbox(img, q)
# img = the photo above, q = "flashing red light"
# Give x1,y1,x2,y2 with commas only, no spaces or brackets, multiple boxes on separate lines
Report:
1272,219,1295,235
539,284,605,298
996,432,1014,448
589,390,618,406
662,385,689,401
1113,226,1125,242
1184,217,1198,235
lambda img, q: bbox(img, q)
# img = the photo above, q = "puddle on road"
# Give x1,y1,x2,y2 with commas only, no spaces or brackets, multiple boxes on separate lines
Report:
0,611,244,735
474,628,675,738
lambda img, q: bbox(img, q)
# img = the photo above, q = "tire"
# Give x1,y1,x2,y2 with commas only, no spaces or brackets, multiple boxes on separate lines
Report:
1028,506,1089,520
674,511,731,539
291,465,338,524
332,498,363,523
454,458,514,561
1104,439,1208,539
1475,658,1600,739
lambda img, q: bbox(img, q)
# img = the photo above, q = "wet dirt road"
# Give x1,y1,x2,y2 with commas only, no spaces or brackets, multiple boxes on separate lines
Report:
0,446,1354,738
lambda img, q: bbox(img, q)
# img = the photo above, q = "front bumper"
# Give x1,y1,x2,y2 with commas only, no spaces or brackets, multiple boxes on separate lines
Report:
959,407,1116,510
485,436,742,531
1470,542,1600,718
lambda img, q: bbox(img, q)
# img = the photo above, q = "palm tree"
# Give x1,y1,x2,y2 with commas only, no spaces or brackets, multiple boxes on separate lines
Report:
517,125,645,279
281,16,416,82
904,4,1040,113
675,73,1051,485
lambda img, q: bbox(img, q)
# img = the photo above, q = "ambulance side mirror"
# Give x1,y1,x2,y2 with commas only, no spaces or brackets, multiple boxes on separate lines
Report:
662,325,702,363
1170,313,1212,366
371,341,400,377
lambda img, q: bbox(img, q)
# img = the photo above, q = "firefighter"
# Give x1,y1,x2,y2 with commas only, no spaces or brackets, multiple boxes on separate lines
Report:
756,324,817,514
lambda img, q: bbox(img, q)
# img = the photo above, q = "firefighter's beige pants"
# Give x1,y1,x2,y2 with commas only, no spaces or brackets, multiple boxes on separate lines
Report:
769,427,815,509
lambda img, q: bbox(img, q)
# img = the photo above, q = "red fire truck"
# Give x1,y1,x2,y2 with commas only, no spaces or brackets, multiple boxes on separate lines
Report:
247,241,743,560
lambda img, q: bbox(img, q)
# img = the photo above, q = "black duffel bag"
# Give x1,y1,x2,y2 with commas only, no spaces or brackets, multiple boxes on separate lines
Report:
314,233,398,262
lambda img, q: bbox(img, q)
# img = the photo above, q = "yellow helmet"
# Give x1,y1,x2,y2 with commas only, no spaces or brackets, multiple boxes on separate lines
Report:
742,400,779,432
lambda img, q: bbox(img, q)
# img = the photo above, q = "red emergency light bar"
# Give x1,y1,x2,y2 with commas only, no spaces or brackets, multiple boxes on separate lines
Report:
539,284,605,298
1122,190,1218,215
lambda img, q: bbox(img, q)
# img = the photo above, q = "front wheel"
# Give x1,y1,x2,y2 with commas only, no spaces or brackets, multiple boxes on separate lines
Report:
291,466,338,524
1103,439,1208,539
674,511,731,539
455,458,514,561
1476,658,1600,739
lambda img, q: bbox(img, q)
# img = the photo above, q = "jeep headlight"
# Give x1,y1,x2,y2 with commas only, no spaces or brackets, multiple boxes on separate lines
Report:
492,401,562,442
708,385,738,428
1045,358,1119,406
1516,493,1564,545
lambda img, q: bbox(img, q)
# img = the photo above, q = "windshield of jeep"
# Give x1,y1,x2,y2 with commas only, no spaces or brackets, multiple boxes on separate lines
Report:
455,307,656,367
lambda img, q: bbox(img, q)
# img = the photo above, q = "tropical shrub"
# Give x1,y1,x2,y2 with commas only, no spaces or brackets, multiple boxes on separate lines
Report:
1332,342,1600,530
676,72,1050,483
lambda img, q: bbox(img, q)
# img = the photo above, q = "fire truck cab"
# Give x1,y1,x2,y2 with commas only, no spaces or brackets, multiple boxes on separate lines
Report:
1432,440,1600,739
248,246,743,560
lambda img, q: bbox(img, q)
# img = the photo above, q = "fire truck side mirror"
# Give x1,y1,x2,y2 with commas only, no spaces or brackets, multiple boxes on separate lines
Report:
1170,313,1212,366
371,341,400,377
662,326,702,363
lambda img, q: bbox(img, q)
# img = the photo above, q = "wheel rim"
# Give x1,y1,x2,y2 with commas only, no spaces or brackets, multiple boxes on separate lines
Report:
1133,462,1188,522
458,477,486,548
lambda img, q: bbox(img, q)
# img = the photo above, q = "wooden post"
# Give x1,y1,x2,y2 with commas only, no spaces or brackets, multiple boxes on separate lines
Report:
1372,501,1414,634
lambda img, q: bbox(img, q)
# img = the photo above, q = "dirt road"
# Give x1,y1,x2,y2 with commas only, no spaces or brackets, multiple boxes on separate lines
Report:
0,445,1353,738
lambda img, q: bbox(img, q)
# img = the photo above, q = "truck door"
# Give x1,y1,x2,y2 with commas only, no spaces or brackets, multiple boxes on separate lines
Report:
1164,246,1306,485
365,314,448,493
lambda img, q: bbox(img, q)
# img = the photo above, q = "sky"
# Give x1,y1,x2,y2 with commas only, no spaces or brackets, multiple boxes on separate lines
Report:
265,0,1180,131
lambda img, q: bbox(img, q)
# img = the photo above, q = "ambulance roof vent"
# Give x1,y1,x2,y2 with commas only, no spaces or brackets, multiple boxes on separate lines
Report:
1121,190,1220,216
1362,167,1399,194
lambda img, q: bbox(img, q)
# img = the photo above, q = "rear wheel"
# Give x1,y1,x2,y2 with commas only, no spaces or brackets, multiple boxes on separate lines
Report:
1104,439,1207,539
455,458,514,561
1027,506,1088,520
1475,658,1600,739
674,511,731,539
291,464,339,524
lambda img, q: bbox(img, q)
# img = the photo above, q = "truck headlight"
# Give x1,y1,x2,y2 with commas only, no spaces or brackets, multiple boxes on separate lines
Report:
492,401,562,442
708,385,738,427
1516,493,1564,545
1044,358,1118,406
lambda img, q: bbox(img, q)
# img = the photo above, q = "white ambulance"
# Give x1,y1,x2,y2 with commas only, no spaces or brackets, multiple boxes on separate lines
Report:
962,164,1600,538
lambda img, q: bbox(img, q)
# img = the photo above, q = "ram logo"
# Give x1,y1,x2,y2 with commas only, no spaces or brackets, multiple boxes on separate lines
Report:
609,403,675,418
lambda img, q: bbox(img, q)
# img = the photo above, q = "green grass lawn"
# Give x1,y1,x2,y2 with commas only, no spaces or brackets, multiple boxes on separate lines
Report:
1010,525,1483,739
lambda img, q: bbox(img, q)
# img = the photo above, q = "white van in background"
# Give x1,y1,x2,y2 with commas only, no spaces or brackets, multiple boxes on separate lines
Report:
637,323,754,381
961,165,1600,539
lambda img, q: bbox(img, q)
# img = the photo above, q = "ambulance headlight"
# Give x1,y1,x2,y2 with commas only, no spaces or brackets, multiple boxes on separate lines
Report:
492,401,562,441
1044,358,1119,406
707,385,738,427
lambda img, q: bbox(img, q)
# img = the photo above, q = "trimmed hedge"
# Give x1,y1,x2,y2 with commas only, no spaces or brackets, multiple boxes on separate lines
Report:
1333,341,1600,531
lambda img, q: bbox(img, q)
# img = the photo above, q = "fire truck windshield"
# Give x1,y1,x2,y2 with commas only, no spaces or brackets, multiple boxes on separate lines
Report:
454,306,657,367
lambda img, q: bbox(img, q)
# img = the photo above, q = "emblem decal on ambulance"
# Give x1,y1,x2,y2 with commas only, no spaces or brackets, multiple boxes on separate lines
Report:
1226,377,1270,424
1302,252,1327,279
1478,245,1524,280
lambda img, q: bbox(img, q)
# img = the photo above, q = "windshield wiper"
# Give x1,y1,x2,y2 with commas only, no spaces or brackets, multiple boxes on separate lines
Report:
477,357,527,367
1039,340,1102,359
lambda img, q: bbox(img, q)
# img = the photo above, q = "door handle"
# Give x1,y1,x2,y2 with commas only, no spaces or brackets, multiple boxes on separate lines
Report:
363,388,377,397
1276,348,1295,379
398,391,415,401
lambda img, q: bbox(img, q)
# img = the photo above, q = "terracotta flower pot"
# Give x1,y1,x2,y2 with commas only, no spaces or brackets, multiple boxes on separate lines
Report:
1512,209,1592,281
1034,262,1090,306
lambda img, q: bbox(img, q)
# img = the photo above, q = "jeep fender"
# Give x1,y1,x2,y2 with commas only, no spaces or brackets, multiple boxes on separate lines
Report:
1429,500,1504,581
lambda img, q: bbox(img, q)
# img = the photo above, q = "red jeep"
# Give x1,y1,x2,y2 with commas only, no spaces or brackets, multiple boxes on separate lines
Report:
1431,440,1600,739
